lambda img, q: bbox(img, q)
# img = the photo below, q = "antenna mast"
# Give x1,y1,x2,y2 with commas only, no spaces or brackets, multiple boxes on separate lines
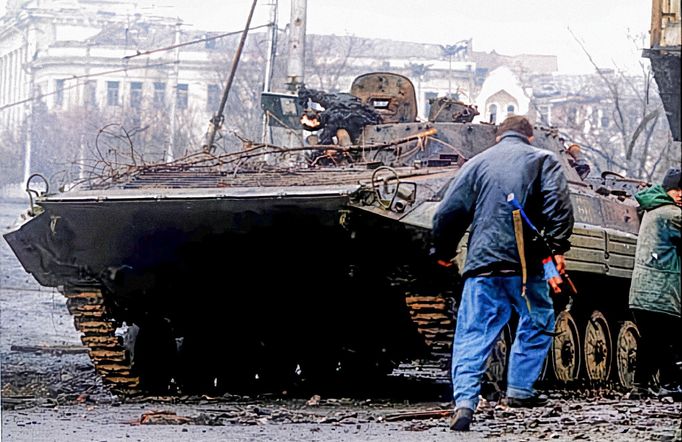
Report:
204,0,259,153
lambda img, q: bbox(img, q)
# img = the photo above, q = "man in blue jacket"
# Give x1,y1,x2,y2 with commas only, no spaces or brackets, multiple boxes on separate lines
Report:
432,115,574,431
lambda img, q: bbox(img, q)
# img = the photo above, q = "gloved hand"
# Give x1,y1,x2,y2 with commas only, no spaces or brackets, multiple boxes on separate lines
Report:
542,256,563,294
429,246,456,268
437,258,455,268
554,255,566,274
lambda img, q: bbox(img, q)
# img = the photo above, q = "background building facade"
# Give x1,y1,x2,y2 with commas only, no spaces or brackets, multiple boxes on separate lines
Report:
1,0,675,195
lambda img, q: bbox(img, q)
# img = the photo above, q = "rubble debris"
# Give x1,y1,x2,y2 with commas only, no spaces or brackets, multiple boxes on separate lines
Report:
382,409,452,422
10,344,89,355
306,394,321,406
427,97,479,123
138,410,192,425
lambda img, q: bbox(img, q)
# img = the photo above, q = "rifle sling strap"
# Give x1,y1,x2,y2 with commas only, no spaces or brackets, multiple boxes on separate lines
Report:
512,209,532,313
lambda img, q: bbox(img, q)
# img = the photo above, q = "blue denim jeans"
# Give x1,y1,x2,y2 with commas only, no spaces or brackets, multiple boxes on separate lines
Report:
451,275,555,411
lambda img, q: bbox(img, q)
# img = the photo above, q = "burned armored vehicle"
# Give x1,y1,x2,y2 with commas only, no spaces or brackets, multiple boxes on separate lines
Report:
5,72,643,396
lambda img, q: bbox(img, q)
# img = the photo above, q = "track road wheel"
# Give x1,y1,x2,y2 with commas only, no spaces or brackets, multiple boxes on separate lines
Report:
616,321,640,389
552,311,581,382
584,310,612,382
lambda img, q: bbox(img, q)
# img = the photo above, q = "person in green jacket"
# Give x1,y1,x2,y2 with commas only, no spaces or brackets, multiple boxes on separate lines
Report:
629,167,681,396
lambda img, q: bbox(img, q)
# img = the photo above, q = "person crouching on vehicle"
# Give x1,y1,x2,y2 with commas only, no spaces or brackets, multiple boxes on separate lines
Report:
566,144,591,179
432,115,574,431
628,167,681,398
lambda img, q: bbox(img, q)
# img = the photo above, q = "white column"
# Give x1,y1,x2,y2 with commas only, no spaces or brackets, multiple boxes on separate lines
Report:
0,55,7,107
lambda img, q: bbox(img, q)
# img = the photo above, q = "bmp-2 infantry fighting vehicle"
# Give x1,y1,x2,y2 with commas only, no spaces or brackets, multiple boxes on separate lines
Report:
5,72,643,396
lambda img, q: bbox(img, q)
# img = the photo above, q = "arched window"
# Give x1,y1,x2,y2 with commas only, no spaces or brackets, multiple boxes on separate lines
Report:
488,104,498,124
507,104,515,114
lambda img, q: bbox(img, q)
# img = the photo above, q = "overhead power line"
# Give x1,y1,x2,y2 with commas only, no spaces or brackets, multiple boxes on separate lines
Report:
122,23,271,60
62,60,178,81
1,23,275,112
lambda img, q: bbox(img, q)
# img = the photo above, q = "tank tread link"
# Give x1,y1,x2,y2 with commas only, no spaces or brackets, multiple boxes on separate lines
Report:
64,288,140,395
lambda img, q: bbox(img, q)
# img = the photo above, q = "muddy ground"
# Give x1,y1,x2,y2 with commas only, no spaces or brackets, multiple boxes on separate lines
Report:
1,199,680,441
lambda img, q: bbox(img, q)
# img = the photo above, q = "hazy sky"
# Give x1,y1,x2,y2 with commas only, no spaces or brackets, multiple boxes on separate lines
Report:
2,0,653,74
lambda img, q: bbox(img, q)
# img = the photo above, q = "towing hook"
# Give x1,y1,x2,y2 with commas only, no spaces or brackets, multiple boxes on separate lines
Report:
25,173,49,216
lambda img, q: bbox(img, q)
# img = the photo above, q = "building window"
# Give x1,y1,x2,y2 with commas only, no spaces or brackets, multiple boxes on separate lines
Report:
153,82,166,106
130,82,143,108
176,83,188,109
55,79,65,107
567,107,577,125
84,80,97,107
107,81,120,106
506,104,515,114
207,84,220,111
589,106,598,127
488,104,497,124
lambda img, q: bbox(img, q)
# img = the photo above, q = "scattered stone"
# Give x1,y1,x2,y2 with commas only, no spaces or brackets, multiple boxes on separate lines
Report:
306,394,321,406
541,405,562,417
404,421,431,431
138,410,191,425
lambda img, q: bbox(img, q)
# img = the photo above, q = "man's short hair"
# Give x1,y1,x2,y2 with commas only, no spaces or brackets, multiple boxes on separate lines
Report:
567,144,581,155
498,115,534,138
662,167,681,191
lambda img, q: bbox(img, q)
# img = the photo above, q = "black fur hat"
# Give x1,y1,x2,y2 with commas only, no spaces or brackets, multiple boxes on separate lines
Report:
662,167,681,191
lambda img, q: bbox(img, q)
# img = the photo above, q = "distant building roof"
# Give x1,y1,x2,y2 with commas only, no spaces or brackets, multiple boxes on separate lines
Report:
86,21,175,48
472,50,558,74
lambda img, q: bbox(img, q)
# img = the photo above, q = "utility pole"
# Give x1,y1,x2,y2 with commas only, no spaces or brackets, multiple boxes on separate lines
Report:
286,0,306,92
467,39,474,103
448,55,452,97
441,41,469,99
261,0,278,144
440,44,457,99
166,21,181,162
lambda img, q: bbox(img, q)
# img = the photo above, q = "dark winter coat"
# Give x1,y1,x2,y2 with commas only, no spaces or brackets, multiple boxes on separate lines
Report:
432,131,574,278
629,185,681,318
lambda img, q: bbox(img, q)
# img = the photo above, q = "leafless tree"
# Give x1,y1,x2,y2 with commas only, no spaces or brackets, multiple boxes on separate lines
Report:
304,35,372,91
407,63,432,102
521,32,679,183
562,29,678,181
0,123,25,185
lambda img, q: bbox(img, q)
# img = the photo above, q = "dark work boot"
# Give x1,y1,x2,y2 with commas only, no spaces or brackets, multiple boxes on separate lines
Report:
625,384,656,400
449,407,473,431
506,393,549,408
